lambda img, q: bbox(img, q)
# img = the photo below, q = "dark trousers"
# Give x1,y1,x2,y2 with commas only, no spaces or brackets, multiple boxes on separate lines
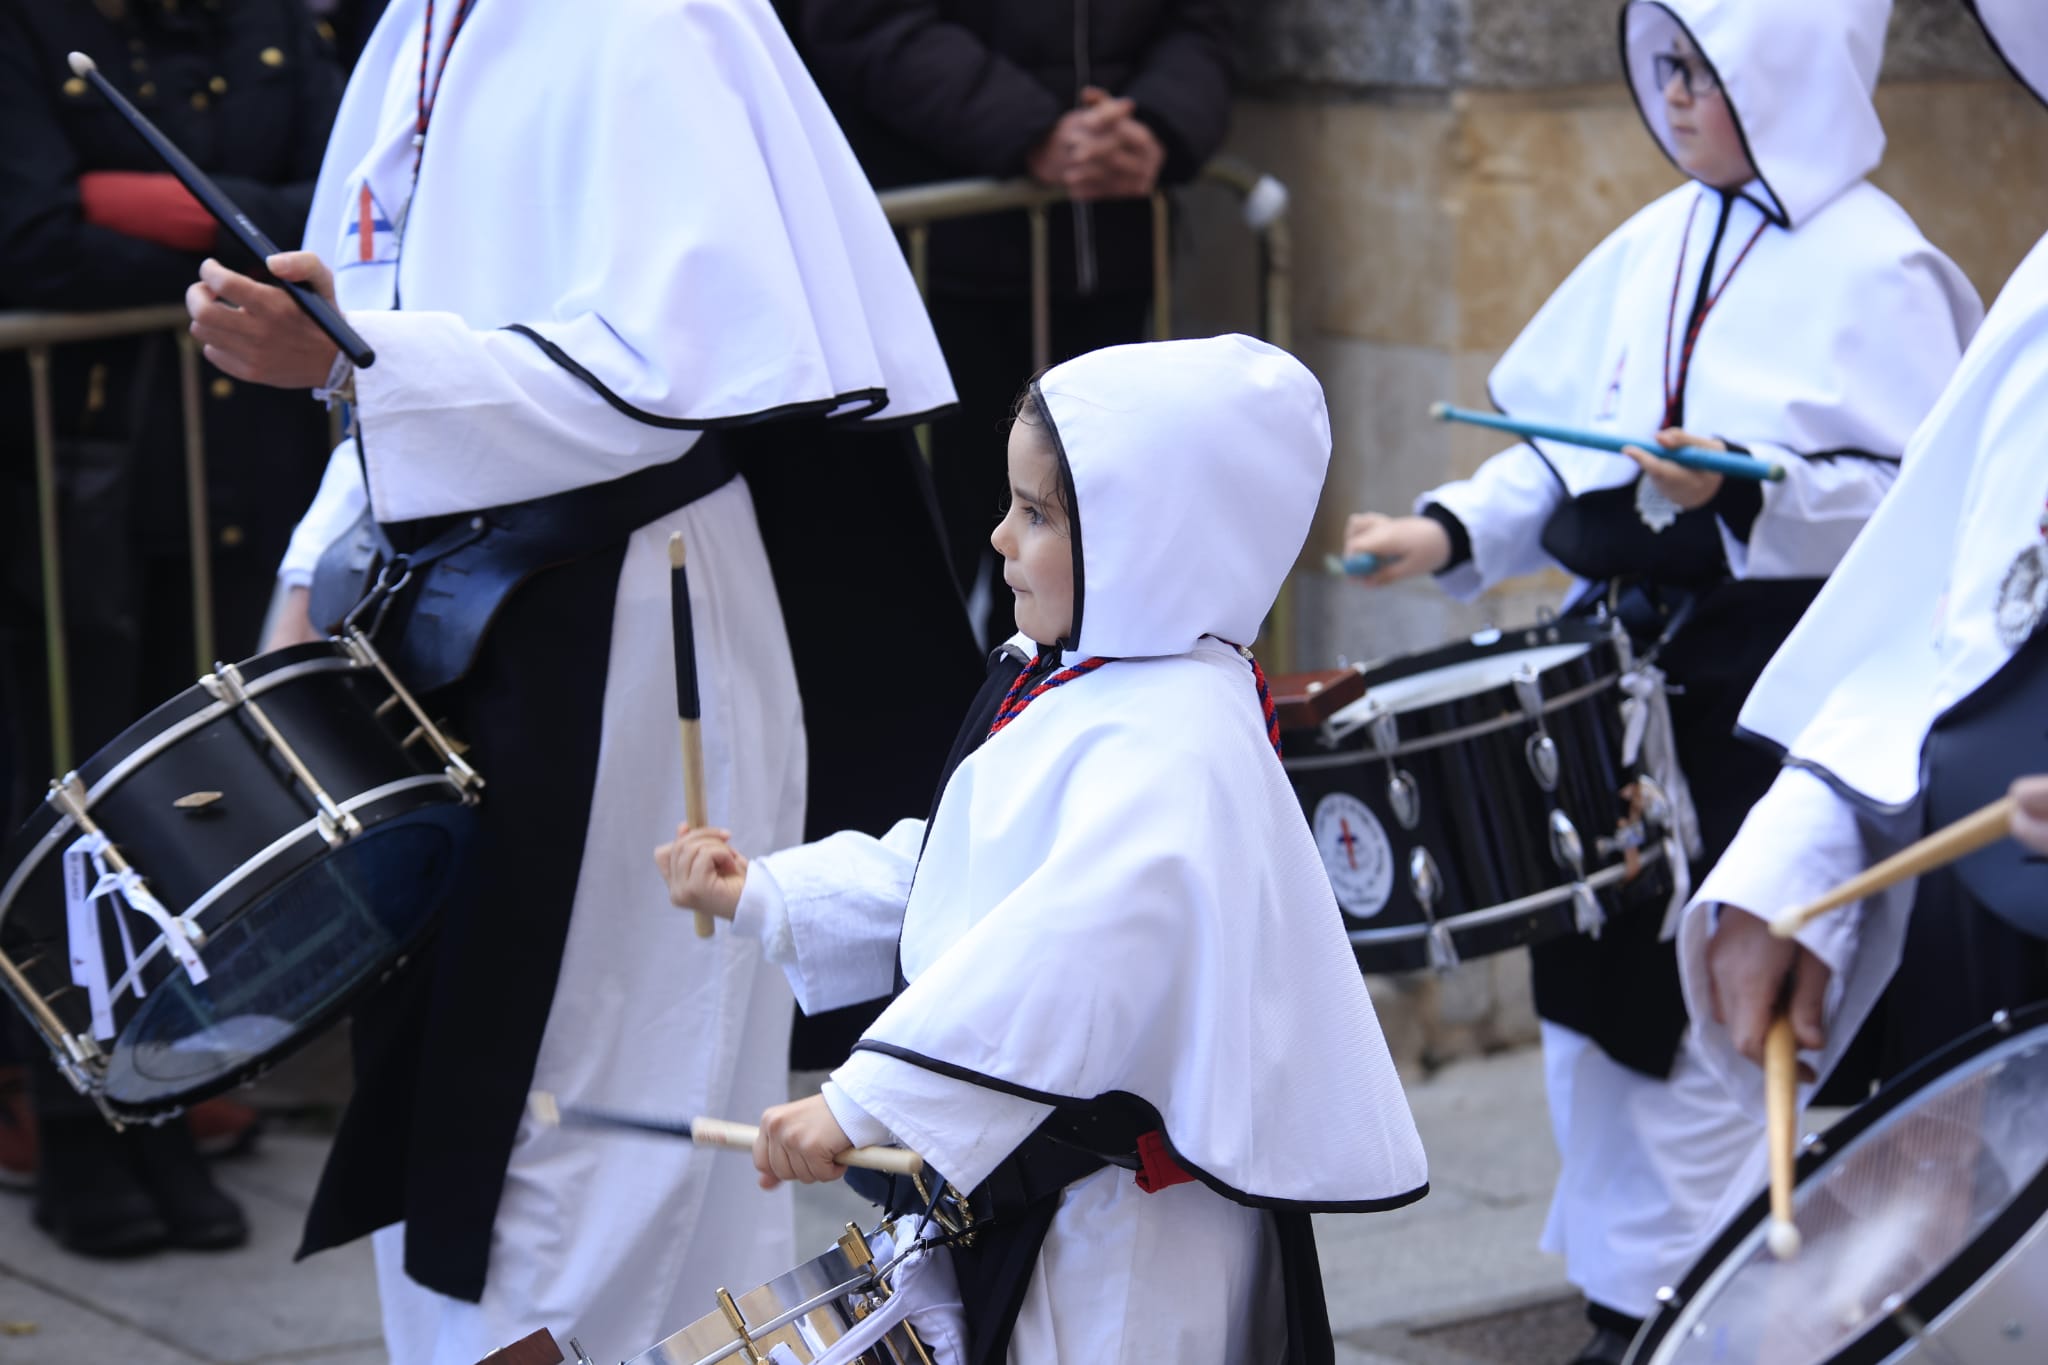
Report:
923,288,1149,642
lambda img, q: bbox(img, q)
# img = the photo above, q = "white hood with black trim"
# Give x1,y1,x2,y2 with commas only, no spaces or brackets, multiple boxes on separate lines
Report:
1735,2,2048,808
840,337,1430,1211
1623,0,1889,229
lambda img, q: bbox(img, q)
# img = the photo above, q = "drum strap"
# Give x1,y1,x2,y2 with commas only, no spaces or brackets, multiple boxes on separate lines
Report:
308,437,740,693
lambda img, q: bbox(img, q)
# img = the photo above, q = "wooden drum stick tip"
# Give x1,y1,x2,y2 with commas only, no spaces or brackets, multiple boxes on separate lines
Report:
1427,400,1449,421
668,530,686,570
1768,1219,1802,1260
68,51,96,76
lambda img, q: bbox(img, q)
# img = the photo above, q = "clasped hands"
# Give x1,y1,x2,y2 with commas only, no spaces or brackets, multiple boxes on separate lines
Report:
1028,86,1164,201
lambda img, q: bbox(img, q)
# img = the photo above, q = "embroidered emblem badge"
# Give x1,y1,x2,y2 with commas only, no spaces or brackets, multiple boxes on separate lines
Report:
1995,502,2048,649
1635,474,1681,533
1312,792,1395,920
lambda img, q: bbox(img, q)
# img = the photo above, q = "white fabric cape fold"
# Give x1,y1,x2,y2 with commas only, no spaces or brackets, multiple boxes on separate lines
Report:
856,639,1430,1211
305,0,952,430
1735,235,2048,808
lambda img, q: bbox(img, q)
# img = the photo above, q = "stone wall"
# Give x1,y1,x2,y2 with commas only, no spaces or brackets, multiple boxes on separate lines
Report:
1170,0,2048,1064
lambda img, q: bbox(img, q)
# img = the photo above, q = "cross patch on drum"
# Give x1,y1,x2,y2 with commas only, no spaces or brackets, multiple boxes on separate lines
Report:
1313,793,1394,919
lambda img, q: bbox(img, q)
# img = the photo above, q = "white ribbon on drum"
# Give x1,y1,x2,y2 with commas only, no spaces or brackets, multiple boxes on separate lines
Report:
1618,663,1700,941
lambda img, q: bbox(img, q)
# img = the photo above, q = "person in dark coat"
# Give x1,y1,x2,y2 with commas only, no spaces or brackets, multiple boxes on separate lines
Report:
788,0,1240,645
0,0,343,1257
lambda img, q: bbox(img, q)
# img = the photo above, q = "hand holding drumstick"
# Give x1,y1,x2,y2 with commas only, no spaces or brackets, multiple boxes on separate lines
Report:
654,824,748,923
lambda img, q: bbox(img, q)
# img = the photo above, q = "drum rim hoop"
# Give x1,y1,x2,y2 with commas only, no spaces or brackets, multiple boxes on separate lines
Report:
1634,1001,2048,1363
1285,669,1621,769
0,648,368,921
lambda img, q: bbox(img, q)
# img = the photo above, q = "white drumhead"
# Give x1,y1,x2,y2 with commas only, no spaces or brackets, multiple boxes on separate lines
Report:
1330,642,1593,721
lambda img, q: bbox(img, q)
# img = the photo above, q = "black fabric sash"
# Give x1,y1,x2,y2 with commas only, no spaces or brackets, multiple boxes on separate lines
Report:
308,437,739,693
298,539,627,1299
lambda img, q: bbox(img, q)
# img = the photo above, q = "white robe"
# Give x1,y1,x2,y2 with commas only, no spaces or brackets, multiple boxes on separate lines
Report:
273,1,953,1360
1415,0,1979,1317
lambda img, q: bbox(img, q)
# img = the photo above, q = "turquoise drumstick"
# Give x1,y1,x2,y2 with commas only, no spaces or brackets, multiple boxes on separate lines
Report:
1429,402,1786,482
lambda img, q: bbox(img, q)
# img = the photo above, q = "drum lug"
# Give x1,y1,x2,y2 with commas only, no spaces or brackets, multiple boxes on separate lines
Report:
1549,810,1585,876
1427,921,1460,973
1512,665,1546,722
1525,734,1560,791
1367,705,1400,759
203,662,365,847
1408,847,1459,971
715,1286,767,1365
1386,770,1421,830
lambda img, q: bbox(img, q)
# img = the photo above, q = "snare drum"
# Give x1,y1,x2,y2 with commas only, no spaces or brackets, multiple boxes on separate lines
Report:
1629,1005,2048,1364
627,1224,932,1365
1284,619,1673,974
0,632,481,1119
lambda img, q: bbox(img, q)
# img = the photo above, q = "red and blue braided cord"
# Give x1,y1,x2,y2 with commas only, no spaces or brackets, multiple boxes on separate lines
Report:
986,647,1283,757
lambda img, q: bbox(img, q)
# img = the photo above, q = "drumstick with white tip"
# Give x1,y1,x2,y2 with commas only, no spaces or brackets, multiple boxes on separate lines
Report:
1764,1013,1802,1259
527,1092,925,1176
669,532,714,938
1771,795,2017,939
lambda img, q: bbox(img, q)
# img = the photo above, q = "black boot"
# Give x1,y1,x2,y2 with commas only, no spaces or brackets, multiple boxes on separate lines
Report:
130,1119,248,1250
33,1115,169,1257
1570,1302,1645,1365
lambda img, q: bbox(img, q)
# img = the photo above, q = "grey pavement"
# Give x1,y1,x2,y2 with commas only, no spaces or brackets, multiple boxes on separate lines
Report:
0,1048,1574,1365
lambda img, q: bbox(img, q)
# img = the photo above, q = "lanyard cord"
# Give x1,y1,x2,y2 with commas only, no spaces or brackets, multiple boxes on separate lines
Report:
413,0,479,179
986,645,1283,757
1660,192,1770,429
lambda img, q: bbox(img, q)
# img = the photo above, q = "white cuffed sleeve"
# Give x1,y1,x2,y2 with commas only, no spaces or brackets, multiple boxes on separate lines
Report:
1678,766,1917,1114
1719,442,1900,582
277,445,368,587
746,818,926,1015
830,1049,1054,1193
344,311,701,523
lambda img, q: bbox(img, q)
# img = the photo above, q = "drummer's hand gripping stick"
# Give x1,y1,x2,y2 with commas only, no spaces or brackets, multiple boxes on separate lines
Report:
66,52,374,369
1429,402,1787,482
527,1092,926,1176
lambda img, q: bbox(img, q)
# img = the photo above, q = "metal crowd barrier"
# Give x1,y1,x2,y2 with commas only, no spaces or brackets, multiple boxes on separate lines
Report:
1,158,1293,778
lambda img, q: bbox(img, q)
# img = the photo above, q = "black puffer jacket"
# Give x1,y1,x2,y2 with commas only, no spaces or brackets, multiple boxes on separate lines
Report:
787,0,1238,297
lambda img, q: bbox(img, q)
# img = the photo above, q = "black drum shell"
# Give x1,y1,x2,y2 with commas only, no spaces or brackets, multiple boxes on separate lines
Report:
1285,621,1665,974
0,641,473,1115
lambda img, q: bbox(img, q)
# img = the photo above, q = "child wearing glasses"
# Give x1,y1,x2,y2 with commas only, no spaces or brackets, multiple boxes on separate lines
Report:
1338,1,1979,1361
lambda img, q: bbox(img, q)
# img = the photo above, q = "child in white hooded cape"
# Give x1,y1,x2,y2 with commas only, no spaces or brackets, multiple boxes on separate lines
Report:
1335,1,1979,1357
660,334,1429,1365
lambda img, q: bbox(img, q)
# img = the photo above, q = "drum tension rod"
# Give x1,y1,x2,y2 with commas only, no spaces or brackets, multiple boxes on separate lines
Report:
714,1288,766,1365
202,663,363,847
341,627,484,801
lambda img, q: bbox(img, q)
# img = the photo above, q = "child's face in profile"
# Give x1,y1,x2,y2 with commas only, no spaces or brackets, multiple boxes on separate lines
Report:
1659,33,1754,191
991,417,1075,646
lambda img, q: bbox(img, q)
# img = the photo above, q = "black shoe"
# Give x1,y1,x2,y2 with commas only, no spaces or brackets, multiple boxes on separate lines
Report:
32,1116,170,1257
130,1119,248,1250
1569,1326,1636,1365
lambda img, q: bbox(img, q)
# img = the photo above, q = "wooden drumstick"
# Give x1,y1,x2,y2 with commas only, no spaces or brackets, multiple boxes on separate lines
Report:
1771,794,2017,939
528,1092,925,1176
1764,1012,1802,1259
669,532,714,938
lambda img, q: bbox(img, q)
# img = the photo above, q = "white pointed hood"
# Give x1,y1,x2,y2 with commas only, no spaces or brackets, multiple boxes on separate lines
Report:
1032,335,1330,658
1968,0,2048,109
841,339,1428,1211
1622,0,1889,228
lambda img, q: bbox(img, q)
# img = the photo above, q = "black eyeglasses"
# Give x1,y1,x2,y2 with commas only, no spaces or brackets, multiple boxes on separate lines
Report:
1652,51,1720,98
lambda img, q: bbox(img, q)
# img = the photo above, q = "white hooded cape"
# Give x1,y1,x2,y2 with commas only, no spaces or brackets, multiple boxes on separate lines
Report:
1681,0,2048,1112
852,336,1427,1212
1426,0,1978,603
